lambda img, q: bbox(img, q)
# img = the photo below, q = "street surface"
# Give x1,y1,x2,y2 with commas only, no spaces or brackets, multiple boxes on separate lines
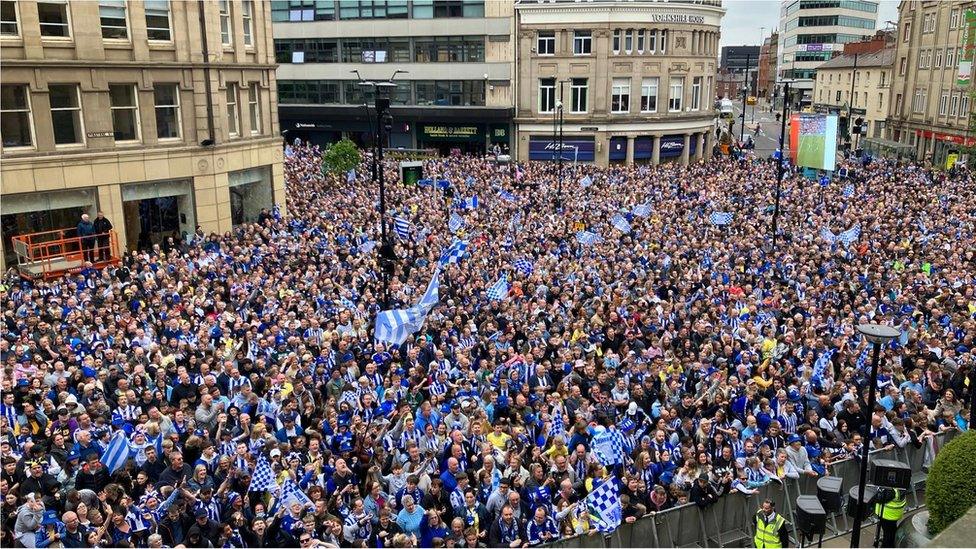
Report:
728,98,787,157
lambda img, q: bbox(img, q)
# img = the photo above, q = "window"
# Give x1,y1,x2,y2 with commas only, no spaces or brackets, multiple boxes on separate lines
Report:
277,81,341,104
242,0,253,46
668,77,683,112
570,78,587,113
637,30,645,53
1,0,18,36
902,21,911,41
144,0,171,41
338,0,410,19
1,84,33,148
153,84,180,139
275,38,340,63
414,80,484,106
950,94,959,116
939,93,948,116
49,84,83,145
109,84,139,142
226,83,239,137
648,29,658,53
880,71,886,87
99,1,127,39
691,76,702,111
539,78,555,113
272,0,336,22
624,29,633,53
899,57,907,75
537,31,554,55
934,48,942,68
660,30,667,54
640,77,658,112
37,0,70,38
247,83,261,134
853,91,858,106
573,31,591,55
946,47,955,68
219,0,232,46
413,36,482,63
961,95,970,118
612,29,620,54
912,89,925,114
611,78,630,113
950,9,960,29
878,92,883,110
835,90,842,103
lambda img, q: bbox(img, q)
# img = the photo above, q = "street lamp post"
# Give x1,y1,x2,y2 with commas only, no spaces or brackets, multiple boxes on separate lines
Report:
740,53,752,145
772,80,789,251
850,323,901,549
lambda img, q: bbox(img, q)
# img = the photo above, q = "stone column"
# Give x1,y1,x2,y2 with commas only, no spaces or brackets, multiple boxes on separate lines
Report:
695,132,705,162
652,135,661,165
625,135,635,164
680,133,691,166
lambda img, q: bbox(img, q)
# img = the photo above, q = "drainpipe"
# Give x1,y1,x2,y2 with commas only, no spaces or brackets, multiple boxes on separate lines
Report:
198,0,216,145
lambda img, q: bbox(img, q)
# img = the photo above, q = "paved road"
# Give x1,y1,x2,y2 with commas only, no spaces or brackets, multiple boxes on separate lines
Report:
729,99,787,157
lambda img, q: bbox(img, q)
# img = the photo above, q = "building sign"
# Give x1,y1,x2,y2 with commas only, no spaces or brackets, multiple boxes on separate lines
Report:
659,136,685,158
419,125,483,142
796,43,834,52
651,13,706,24
528,137,596,162
914,129,976,146
959,9,976,85
86,131,114,138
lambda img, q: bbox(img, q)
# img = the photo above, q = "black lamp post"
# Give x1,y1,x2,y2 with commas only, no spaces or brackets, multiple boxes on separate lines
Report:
850,323,900,548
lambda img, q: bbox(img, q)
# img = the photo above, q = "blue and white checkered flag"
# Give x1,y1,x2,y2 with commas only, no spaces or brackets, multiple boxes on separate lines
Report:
586,477,622,533
837,224,861,247
855,346,870,371
592,428,624,466
610,214,631,234
438,239,469,267
339,295,359,315
280,477,314,509
842,182,854,198
576,230,603,246
416,270,440,313
812,348,837,381
486,275,509,301
346,169,356,183
820,227,837,244
549,411,565,439
509,211,523,232
499,189,517,202
632,204,652,218
394,217,412,240
448,212,464,233
513,258,534,276
358,239,376,254
701,250,713,270
374,306,427,346
100,430,131,475
579,175,593,188
249,454,278,492
709,212,734,226
458,196,479,210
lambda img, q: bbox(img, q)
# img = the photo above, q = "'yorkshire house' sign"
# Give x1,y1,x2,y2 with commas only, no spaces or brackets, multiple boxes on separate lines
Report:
651,13,706,24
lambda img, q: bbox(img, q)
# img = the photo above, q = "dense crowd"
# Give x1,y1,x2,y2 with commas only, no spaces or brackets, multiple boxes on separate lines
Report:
1,141,973,548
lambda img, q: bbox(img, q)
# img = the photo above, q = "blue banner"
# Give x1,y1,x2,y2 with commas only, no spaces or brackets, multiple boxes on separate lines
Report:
659,136,685,158
528,137,596,162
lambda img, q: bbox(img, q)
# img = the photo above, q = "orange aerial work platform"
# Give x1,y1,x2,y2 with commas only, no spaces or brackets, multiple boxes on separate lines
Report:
11,228,121,281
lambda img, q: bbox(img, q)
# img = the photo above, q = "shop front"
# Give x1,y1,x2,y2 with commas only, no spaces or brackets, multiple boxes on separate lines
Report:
527,136,596,163
659,135,697,163
608,137,628,164
417,124,487,155
229,167,274,226
121,179,196,251
634,137,654,163
1,188,98,267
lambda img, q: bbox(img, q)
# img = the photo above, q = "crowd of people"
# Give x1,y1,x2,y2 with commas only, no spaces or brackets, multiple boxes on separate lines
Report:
1,141,972,548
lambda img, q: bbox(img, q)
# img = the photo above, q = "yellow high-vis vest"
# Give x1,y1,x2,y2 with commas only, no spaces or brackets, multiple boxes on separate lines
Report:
875,489,906,521
754,512,785,548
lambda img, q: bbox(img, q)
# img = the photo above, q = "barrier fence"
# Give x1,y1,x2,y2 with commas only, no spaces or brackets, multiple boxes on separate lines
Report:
547,431,956,548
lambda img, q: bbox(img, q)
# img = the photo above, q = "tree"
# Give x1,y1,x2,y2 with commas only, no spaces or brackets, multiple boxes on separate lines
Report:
926,430,976,536
322,137,361,176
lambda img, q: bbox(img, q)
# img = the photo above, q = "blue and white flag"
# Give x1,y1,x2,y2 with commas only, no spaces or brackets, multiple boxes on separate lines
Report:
842,182,854,198
280,477,314,508
513,258,534,276
458,196,479,210
249,454,279,492
709,212,734,226
346,169,356,183
394,217,412,240
448,212,464,233
592,428,624,466
416,270,440,313
550,411,565,439
374,307,427,346
486,275,509,301
586,477,622,533
358,239,376,254
855,346,870,371
438,239,469,267
499,189,517,202
100,430,131,475
576,231,603,246
812,348,837,381
820,227,837,244
610,214,631,234
837,224,861,247
579,175,593,188
632,204,652,218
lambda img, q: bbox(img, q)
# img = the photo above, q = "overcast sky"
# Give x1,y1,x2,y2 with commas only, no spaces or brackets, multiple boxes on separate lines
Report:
719,0,900,49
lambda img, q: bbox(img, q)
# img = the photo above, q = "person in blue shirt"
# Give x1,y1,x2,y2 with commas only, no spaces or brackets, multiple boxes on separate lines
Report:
525,506,560,546
419,508,449,547
395,495,425,538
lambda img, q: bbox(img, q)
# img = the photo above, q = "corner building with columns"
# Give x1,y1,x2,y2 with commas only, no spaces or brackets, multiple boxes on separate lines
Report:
514,0,724,167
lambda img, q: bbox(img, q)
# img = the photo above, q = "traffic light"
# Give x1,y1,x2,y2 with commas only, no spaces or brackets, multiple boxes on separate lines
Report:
852,117,864,135
839,116,849,137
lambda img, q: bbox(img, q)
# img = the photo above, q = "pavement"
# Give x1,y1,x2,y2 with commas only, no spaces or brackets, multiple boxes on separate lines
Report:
728,99,787,157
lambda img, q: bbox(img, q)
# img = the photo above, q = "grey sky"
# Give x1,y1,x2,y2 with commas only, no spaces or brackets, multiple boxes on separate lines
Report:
719,0,901,50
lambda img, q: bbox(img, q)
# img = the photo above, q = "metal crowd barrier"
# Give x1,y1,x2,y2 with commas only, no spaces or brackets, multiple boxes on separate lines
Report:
546,431,955,548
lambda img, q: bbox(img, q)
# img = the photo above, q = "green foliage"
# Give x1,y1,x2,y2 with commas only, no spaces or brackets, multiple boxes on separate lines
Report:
322,138,362,176
926,430,976,535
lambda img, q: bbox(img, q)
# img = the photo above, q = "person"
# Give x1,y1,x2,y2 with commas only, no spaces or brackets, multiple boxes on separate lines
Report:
93,211,113,261
76,213,96,263
754,499,789,548
14,493,45,548
873,486,906,548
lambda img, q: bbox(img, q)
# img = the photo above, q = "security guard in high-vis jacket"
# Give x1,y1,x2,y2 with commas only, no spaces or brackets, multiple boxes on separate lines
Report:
754,499,791,548
874,487,906,547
